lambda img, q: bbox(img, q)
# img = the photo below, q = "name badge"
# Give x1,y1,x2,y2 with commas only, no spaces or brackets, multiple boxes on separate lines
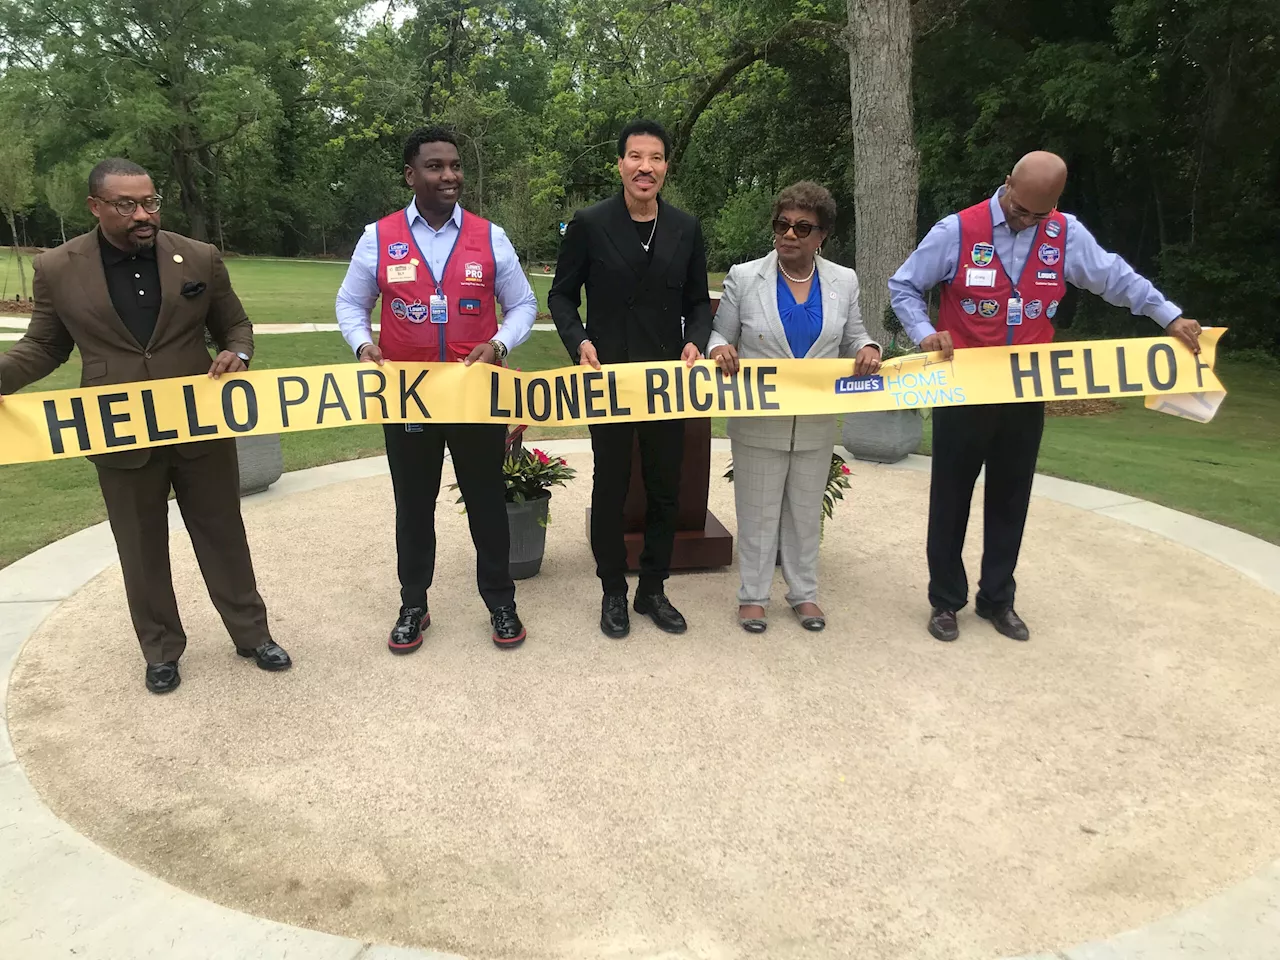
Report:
966,268,997,288
1006,297,1023,326
429,293,448,324
386,263,417,284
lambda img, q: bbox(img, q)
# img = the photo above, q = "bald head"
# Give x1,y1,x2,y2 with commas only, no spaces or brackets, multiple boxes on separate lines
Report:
1002,151,1068,232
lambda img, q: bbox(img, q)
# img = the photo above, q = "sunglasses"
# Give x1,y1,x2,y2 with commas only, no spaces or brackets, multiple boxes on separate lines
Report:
772,218,817,239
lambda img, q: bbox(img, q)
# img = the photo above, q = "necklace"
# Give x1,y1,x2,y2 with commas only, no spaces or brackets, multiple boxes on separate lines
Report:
639,212,658,252
779,258,816,283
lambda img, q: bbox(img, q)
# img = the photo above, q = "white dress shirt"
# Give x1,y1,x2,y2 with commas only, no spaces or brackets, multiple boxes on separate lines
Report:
335,200,539,356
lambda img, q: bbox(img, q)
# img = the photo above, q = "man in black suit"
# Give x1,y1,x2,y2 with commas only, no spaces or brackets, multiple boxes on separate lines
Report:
550,118,713,638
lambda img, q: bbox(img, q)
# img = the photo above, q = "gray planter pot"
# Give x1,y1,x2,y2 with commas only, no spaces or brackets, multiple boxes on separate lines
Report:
236,434,284,496
841,410,923,464
508,494,550,580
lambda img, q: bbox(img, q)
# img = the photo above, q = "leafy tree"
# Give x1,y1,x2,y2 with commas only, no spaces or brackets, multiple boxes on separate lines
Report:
44,161,92,244
0,135,36,298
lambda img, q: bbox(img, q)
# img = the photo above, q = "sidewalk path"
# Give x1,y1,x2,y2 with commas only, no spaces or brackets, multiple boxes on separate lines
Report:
3,445,1280,959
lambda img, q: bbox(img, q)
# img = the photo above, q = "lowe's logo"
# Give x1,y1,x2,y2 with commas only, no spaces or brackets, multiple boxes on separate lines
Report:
835,375,885,394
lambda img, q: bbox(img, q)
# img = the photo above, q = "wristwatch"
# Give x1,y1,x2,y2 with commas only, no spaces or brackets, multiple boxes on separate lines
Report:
488,338,508,362
236,351,250,368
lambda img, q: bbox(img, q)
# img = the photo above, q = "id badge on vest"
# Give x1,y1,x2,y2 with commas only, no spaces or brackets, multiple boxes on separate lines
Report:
429,293,448,324
1007,296,1024,326
387,262,416,284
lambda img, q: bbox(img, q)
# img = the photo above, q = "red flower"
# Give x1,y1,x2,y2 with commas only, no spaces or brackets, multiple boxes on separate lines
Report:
534,449,550,465
559,458,567,465
841,464,851,475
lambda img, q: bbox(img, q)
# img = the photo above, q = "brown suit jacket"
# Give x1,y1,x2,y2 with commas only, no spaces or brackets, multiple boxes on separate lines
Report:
0,228,254,468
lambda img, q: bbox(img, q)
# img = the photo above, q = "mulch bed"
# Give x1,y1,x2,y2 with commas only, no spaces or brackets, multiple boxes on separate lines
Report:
1046,398,1122,417
0,299,33,315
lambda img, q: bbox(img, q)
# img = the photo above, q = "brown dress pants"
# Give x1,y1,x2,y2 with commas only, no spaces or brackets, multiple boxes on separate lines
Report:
95,439,272,664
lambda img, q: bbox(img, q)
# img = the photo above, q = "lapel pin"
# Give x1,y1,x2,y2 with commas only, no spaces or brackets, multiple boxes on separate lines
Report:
172,254,183,263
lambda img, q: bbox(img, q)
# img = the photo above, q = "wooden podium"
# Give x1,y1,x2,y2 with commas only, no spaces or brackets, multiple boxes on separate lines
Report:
620,417,733,570
583,293,733,572
584,417,733,571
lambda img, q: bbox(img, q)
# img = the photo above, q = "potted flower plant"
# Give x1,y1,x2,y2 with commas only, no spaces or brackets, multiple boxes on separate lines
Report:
452,426,576,579
725,452,853,564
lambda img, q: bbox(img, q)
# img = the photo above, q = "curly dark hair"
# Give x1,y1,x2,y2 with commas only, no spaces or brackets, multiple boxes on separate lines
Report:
617,118,671,159
772,181,837,231
403,126,459,168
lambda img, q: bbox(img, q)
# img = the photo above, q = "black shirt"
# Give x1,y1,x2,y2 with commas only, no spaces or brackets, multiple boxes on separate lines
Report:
633,217,657,261
99,232,161,347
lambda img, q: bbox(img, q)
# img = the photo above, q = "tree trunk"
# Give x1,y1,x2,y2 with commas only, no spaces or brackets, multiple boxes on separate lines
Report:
59,215,66,245
848,0,919,346
6,209,27,298
472,137,484,213
172,130,209,241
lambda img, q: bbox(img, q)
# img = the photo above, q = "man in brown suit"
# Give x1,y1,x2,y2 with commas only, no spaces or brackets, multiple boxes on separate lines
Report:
0,158,291,694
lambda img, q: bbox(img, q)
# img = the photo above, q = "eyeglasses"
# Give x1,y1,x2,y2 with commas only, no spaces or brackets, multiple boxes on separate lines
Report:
1005,189,1052,223
772,217,816,239
94,195,163,217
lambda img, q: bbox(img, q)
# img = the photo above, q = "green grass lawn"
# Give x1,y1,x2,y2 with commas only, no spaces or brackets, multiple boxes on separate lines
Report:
3,250,1277,569
3,248,722,323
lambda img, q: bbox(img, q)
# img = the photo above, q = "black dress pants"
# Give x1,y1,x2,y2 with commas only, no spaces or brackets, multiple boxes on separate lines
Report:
927,402,1045,614
589,419,685,597
383,422,514,612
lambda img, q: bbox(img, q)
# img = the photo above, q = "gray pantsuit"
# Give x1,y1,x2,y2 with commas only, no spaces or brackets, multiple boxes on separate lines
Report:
730,441,831,606
708,251,876,609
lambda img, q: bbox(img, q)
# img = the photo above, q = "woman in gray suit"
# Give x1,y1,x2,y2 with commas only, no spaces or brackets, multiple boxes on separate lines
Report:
709,181,880,633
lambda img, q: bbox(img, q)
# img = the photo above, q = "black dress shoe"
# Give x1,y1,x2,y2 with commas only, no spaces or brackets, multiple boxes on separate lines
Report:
634,592,687,634
491,606,526,648
978,606,1030,641
388,605,429,655
145,661,181,694
600,594,630,638
928,608,959,642
236,640,293,671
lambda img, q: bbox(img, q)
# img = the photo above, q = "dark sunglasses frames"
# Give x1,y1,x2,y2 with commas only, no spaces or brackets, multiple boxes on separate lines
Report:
772,218,815,239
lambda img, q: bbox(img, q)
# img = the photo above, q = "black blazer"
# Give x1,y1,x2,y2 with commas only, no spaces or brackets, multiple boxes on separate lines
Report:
549,192,713,364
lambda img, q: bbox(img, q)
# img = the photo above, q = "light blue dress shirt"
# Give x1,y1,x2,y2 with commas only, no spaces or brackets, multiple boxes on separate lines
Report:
335,201,539,356
888,188,1182,344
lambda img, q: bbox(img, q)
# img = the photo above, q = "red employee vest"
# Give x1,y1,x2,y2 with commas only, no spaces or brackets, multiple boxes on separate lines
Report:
374,208,499,362
937,200,1068,348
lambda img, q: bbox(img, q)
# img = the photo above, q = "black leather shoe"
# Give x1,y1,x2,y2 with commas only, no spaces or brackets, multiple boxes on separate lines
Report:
388,605,429,655
928,609,959,642
600,594,630,638
491,606,526,648
634,592,687,634
145,661,181,694
978,606,1030,641
237,640,293,671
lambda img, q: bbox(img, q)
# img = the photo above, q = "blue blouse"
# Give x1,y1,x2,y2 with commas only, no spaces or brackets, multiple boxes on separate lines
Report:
777,268,823,359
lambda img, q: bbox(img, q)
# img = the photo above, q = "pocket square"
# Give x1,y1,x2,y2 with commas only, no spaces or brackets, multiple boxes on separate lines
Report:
181,281,206,298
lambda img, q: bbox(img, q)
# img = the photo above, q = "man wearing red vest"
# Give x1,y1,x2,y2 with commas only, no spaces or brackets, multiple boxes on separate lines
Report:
336,126,539,653
889,151,1202,644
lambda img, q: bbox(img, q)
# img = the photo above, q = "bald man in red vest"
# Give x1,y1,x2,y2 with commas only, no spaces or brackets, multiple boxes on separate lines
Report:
890,151,1201,644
